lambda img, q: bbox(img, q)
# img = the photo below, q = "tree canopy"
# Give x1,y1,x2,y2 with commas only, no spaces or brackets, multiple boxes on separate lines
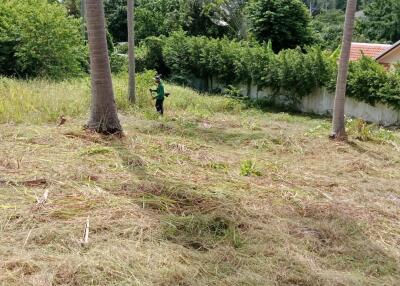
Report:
247,0,314,51
0,0,86,78
359,0,400,43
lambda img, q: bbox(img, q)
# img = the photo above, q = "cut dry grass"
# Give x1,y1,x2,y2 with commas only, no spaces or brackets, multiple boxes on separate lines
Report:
1,77,400,285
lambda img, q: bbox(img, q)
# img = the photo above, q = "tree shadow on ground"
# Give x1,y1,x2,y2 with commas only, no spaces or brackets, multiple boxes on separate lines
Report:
134,121,266,146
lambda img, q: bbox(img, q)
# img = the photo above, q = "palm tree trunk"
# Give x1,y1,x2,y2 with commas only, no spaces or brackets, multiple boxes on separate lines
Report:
86,0,122,134
331,0,357,140
128,0,136,104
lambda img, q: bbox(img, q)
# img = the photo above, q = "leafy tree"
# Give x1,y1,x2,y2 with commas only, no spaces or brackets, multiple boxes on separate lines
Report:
0,0,86,78
247,0,314,51
104,0,128,42
103,0,248,43
359,0,400,43
302,0,371,13
311,10,344,50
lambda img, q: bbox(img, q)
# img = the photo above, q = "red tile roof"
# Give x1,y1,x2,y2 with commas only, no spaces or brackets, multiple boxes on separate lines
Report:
349,43,391,61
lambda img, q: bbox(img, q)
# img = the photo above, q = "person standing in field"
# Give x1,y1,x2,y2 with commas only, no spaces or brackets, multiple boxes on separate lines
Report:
150,75,165,115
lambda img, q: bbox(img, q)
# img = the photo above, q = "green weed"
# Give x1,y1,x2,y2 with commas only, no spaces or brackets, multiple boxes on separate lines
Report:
240,160,262,177
346,118,398,143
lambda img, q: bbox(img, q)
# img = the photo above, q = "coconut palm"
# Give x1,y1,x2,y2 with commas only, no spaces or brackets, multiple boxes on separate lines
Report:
331,0,357,139
128,0,136,104
85,0,122,134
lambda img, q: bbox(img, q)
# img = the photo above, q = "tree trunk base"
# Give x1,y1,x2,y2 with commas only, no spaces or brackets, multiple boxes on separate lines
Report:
84,121,123,136
329,129,347,141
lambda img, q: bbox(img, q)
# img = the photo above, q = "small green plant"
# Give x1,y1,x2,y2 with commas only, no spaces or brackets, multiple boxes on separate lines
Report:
223,85,243,98
346,118,397,143
240,160,262,176
346,118,374,141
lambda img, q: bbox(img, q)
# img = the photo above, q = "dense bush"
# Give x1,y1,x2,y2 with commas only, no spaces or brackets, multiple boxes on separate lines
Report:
247,0,314,52
359,0,400,43
157,32,332,101
346,57,400,109
139,32,400,109
0,0,87,79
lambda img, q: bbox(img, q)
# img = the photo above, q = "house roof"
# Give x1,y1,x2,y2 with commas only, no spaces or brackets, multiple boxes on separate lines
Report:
349,42,391,61
376,40,400,61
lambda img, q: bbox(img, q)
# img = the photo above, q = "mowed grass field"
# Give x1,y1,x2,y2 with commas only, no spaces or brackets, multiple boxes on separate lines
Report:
1,75,400,285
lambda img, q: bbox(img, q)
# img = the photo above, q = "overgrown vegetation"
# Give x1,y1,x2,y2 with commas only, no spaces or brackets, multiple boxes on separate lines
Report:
0,0,86,79
137,33,400,109
345,57,400,109
0,71,244,124
247,0,314,52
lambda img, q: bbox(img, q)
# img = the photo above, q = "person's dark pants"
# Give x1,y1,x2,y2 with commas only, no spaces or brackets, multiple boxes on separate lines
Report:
155,99,164,115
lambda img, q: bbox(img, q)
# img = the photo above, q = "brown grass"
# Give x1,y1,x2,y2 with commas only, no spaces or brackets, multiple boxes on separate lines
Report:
1,87,400,285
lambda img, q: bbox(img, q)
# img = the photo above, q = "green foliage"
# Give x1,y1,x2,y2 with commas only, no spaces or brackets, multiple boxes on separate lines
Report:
103,0,244,44
110,53,128,74
247,0,314,51
157,33,333,99
139,33,400,110
346,57,400,110
240,160,261,176
346,56,388,106
104,0,127,42
223,85,243,98
137,36,169,76
0,0,86,79
359,0,400,43
346,118,397,143
311,10,344,50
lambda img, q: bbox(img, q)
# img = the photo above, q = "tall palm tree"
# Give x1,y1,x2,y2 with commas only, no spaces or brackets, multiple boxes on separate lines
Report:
331,0,357,139
128,0,136,104
85,0,122,134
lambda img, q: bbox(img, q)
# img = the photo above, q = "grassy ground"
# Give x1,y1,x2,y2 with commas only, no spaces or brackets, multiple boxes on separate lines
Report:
1,75,400,285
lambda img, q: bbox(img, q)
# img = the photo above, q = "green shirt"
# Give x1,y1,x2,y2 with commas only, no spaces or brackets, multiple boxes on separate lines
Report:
155,81,165,100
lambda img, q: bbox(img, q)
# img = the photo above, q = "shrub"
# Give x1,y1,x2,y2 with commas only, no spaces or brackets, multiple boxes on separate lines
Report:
240,160,262,177
110,53,128,74
159,33,333,100
347,56,388,106
137,36,169,76
346,57,400,110
138,34,400,110
0,0,87,79
247,0,314,52
346,118,397,143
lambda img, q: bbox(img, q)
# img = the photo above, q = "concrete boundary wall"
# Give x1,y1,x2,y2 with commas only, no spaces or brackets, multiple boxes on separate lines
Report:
204,77,400,126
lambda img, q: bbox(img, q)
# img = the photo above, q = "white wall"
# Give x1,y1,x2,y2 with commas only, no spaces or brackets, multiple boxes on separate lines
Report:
300,88,400,126
210,78,400,126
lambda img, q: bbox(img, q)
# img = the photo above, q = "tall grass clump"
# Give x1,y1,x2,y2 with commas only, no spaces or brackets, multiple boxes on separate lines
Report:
166,85,244,117
0,71,155,124
0,77,90,124
0,70,245,125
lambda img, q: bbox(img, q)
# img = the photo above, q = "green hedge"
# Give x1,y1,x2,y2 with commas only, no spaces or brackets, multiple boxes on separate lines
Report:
159,32,335,100
347,57,400,109
138,32,400,110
